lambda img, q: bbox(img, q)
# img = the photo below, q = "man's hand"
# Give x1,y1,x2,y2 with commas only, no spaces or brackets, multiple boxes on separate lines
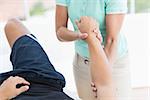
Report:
0,76,30,100
76,16,98,33
75,16,103,43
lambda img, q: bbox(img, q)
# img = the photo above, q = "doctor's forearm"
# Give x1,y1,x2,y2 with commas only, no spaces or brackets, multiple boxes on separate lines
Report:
56,27,79,42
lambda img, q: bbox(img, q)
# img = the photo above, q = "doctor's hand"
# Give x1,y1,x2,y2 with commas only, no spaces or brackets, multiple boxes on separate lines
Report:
75,16,103,43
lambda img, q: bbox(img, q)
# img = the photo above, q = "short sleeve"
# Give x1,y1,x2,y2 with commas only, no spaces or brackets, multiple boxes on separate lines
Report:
56,0,68,6
105,0,128,14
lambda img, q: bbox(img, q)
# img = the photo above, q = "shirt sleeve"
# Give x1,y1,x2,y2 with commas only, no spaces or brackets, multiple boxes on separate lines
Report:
105,0,128,14
56,0,68,6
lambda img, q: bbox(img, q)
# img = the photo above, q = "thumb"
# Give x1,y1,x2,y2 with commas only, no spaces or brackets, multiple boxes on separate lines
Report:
17,86,29,95
78,33,88,40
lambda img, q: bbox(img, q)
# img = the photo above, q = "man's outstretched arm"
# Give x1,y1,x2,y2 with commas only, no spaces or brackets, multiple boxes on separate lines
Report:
87,32,115,100
76,16,115,100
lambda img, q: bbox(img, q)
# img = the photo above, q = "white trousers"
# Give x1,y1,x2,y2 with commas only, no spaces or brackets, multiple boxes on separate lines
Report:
73,53,131,100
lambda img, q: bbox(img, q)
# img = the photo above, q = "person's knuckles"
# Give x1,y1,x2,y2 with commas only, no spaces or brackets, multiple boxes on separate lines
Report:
14,76,23,82
15,77,24,82
9,76,14,79
14,76,20,79
16,78,29,85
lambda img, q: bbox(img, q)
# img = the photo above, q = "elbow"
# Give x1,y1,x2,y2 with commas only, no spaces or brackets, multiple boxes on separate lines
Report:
112,38,118,44
106,35,118,45
56,27,64,42
56,32,63,42
56,34,64,42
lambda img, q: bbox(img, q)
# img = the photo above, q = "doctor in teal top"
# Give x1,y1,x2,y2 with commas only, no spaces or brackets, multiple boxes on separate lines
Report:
56,0,131,100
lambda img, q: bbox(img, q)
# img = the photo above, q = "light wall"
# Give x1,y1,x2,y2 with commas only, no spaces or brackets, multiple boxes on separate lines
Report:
0,0,55,21
122,13,149,87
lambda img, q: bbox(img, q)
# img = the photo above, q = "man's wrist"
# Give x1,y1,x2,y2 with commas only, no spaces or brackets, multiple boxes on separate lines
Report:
86,32,97,42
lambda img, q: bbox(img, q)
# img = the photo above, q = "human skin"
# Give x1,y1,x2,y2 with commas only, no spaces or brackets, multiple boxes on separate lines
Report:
76,16,115,100
56,5,125,66
56,5,125,98
104,14,125,66
55,5,102,42
0,18,31,100
0,76,30,100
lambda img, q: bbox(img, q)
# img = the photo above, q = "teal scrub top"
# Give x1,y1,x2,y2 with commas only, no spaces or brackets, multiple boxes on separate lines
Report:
56,0,128,58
